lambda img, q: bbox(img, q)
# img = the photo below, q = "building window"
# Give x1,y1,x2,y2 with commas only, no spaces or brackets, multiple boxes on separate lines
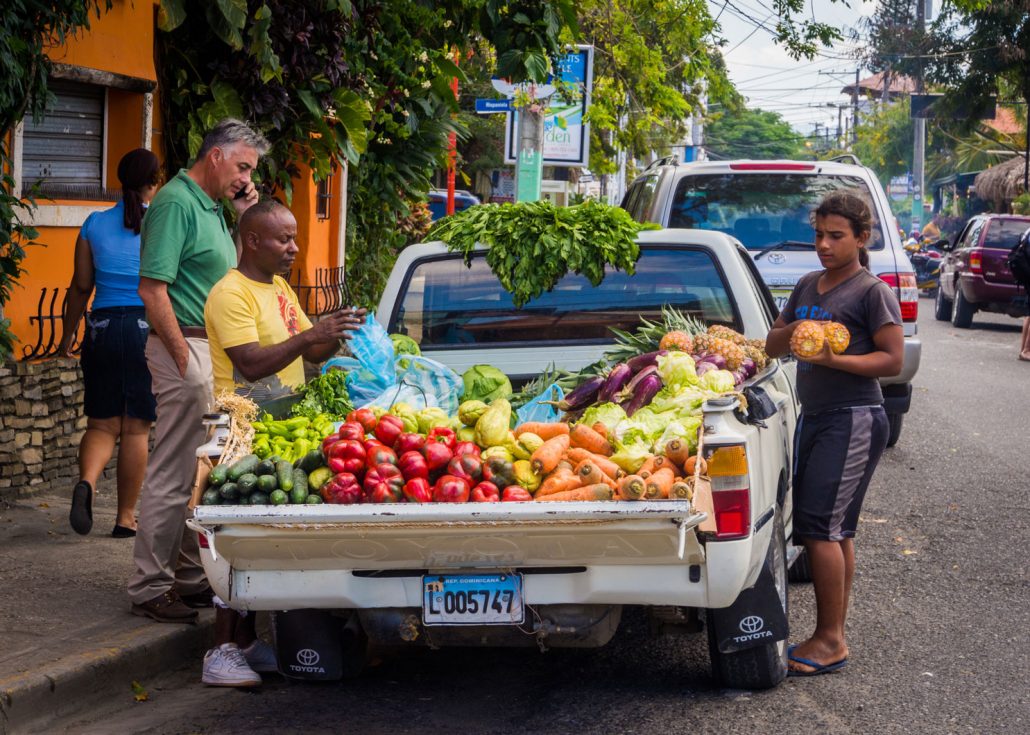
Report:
316,175,332,221
21,80,107,199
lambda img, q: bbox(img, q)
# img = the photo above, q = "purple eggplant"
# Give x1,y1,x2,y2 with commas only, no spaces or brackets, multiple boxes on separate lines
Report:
626,350,667,373
624,375,663,416
697,353,727,370
558,375,605,412
616,365,659,402
696,361,718,377
599,363,633,403
732,369,748,386
740,357,757,379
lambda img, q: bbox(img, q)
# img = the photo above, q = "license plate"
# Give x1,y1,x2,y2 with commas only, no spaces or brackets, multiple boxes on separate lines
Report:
771,289,792,310
422,573,525,626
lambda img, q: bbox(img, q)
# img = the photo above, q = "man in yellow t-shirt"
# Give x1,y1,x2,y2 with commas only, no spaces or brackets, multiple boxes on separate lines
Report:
205,199,363,400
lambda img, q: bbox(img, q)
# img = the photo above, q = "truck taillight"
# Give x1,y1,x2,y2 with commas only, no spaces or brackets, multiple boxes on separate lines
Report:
969,248,983,275
878,272,918,322
705,444,751,540
198,531,210,549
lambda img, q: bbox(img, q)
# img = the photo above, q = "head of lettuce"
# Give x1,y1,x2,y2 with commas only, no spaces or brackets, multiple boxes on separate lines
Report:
461,364,512,404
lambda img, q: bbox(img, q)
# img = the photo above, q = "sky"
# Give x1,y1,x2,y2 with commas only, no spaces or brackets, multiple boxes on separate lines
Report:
709,0,891,137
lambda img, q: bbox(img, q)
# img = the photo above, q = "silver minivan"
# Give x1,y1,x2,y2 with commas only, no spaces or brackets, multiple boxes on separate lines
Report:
621,157,920,447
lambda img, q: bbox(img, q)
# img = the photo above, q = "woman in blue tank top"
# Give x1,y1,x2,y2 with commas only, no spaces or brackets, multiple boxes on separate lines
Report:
59,149,161,538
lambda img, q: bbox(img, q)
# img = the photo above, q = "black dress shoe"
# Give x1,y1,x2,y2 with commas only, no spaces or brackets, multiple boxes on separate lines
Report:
112,524,137,538
69,481,93,535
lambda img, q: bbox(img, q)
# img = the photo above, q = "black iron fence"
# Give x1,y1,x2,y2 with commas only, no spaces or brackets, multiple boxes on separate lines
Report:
286,266,351,317
21,287,82,361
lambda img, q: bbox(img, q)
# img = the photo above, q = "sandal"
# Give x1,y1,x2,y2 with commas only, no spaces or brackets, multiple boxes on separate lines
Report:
69,481,94,535
112,524,137,538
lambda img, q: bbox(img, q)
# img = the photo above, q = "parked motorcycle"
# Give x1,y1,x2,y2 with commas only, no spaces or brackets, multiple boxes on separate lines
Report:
909,238,946,296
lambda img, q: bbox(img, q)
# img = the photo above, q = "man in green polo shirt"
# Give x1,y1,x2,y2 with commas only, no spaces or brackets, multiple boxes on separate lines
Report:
129,119,269,624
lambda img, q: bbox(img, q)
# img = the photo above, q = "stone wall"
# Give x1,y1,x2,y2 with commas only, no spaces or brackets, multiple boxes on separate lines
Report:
0,358,86,500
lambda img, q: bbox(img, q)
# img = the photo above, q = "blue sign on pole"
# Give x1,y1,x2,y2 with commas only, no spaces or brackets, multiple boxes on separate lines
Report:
475,98,513,114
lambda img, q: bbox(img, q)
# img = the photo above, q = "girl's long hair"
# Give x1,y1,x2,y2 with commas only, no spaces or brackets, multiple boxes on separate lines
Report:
117,149,160,235
814,191,873,268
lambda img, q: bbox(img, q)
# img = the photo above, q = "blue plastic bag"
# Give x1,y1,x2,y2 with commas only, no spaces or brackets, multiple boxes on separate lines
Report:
365,356,464,415
515,382,565,425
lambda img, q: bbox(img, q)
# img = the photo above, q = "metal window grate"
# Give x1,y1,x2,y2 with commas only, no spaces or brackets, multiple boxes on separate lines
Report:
286,267,349,317
22,80,105,197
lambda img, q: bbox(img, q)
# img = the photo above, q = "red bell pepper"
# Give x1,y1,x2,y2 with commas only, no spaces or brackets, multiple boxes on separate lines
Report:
366,444,397,467
398,450,429,480
321,432,341,454
432,474,471,503
423,442,453,477
346,408,378,434
363,463,404,503
374,414,405,448
447,454,483,484
501,486,533,502
336,421,365,441
394,432,426,455
426,426,457,451
470,481,500,502
453,441,481,458
482,456,516,488
320,472,362,504
326,439,366,476
402,477,432,503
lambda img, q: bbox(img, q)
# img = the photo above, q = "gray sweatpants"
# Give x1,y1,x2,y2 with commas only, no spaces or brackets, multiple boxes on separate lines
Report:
127,336,212,604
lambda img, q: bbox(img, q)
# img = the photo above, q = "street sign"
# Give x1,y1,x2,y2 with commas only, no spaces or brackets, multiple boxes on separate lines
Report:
475,98,512,114
911,93,997,120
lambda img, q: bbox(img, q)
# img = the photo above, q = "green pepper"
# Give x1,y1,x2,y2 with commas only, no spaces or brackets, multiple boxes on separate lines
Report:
266,423,291,438
293,438,312,459
251,421,267,433
285,416,311,431
291,428,309,440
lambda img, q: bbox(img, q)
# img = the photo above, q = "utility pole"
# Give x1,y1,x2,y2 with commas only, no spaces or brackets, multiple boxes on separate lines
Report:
852,69,860,146
911,0,932,234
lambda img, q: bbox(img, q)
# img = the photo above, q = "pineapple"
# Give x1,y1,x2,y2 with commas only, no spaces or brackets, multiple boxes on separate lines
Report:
743,343,769,370
824,322,850,354
707,324,747,345
692,333,746,371
660,330,694,352
790,320,826,358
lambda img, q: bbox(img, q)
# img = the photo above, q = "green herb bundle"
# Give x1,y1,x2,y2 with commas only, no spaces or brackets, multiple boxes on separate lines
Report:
291,369,354,421
428,199,657,308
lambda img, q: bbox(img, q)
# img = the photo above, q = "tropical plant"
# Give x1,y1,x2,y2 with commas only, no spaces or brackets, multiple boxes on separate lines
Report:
0,1,110,361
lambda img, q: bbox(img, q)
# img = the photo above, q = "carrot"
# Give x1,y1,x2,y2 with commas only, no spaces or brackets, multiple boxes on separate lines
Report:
514,422,569,440
569,423,612,456
683,455,708,476
670,480,693,501
555,459,575,474
575,460,618,489
536,483,614,502
591,422,611,441
639,454,672,475
664,439,692,467
535,470,582,497
565,449,621,478
645,467,676,499
531,434,571,475
617,474,647,500
566,447,594,465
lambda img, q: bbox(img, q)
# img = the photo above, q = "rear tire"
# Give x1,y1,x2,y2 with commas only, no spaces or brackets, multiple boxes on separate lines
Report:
951,288,975,328
886,411,903,448
706,511,788,690
934,286,952,321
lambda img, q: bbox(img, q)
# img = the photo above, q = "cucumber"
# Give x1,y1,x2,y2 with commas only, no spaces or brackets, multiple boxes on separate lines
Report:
237,473,259,495
304,494,323,504
201,488,222,506
269,489,289,506
219,483,240,502
248,491,270,505
292,468,308,498
256,474,278,494
289,484,308,504
295,449,325,474
277,460,294,492
227,454,260,482
255,459,277,476
207,464,229,487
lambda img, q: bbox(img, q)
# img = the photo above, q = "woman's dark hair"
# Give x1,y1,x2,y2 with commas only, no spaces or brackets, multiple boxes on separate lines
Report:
814,191,873,268
117,149,160,234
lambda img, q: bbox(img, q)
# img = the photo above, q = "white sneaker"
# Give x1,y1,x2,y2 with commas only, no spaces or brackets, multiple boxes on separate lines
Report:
241,639,279,673
201,643,262,687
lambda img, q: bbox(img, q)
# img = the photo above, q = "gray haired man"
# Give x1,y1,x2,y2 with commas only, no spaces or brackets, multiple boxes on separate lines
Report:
130,119,270,624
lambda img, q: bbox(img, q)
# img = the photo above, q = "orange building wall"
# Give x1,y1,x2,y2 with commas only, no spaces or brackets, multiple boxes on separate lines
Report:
46,0,158,83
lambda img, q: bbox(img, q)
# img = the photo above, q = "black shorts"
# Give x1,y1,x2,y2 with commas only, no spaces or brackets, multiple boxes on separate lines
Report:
80,306,157,421
792,405,888,541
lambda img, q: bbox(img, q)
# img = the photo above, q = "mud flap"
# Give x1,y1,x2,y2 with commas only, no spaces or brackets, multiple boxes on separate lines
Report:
709,561,789,654
273,609,343,681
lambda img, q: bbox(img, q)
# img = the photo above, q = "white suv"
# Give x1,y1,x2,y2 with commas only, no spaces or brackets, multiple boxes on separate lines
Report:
621,157,920,447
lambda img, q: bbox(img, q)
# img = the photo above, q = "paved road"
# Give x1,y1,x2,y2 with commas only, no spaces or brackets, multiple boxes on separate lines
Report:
61,305,1030,735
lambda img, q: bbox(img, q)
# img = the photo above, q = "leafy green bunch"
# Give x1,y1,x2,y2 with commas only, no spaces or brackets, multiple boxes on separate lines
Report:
429,199,656,308
291,369,353,421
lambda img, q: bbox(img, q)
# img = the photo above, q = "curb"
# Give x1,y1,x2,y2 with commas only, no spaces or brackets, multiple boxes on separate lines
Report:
0,611,214,735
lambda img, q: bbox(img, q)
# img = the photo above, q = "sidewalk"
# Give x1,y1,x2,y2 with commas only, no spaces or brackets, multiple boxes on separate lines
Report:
0,481,214,734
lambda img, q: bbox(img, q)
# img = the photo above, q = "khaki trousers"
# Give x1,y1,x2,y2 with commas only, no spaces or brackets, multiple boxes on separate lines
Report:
127,336,212,604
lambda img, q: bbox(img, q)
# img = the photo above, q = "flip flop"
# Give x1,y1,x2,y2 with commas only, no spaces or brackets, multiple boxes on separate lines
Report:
69,481,94,535
787,644,847,677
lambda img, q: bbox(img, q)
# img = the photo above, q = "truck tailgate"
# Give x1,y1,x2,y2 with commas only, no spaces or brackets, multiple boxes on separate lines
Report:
190,502,707,571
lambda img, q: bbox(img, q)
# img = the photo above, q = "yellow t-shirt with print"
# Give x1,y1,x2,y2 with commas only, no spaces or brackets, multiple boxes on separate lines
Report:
205,269,313,400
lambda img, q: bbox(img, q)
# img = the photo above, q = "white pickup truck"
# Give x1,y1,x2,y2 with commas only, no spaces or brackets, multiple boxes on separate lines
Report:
189,229,802,690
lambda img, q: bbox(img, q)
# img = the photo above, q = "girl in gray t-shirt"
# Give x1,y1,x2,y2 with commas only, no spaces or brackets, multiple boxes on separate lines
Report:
764,192,904,678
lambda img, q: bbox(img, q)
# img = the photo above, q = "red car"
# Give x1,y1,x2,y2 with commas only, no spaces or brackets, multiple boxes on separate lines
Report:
935,214,1030,327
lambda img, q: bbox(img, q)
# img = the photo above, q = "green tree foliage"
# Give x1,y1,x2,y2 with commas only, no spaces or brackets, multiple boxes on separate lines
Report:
704,107,805,160
853,98,915,187
0,1,110,361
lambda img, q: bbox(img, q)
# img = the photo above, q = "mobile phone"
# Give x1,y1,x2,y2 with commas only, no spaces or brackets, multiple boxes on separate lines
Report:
234,186,249,200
